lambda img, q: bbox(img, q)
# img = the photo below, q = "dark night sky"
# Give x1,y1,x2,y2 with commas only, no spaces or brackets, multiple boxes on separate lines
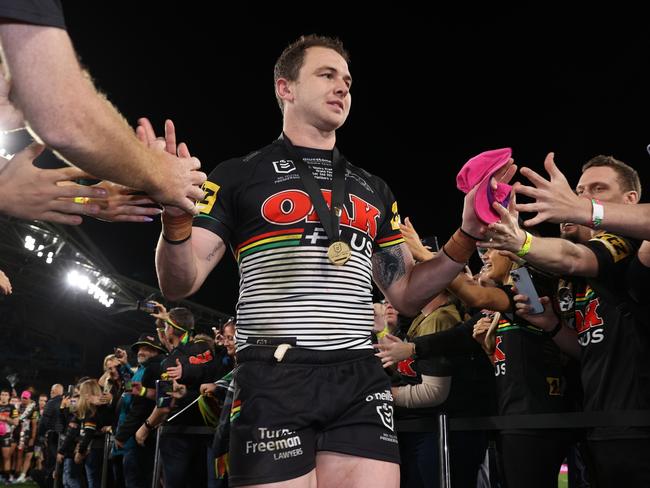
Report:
61,5,650,316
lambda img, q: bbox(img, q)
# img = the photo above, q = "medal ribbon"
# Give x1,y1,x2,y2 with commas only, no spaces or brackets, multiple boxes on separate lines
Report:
280,134,347,245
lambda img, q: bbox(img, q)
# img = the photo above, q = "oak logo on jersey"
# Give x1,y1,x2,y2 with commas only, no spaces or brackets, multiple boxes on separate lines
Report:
272,159,296,174
591,233,631,263
261,189,382,239
197,181,220,214
576,291,604,345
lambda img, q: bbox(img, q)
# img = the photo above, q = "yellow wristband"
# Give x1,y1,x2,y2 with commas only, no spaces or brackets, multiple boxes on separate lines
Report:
139,387,147,397
376,326,389,340
516,232,533,258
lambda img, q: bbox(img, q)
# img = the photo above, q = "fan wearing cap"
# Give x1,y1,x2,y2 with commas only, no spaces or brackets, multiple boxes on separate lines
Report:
136,307,218,487
13,390,38,483
113,333,166,488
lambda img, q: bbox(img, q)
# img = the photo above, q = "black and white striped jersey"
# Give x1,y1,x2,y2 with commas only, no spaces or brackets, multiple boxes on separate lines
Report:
193,139,404,351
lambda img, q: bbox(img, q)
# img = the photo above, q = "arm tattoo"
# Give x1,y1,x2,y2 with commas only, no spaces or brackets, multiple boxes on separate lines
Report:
372,244,407,290
206,241,224,262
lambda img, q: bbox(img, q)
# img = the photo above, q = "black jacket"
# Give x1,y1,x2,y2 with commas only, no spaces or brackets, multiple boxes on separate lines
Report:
37,395,64,438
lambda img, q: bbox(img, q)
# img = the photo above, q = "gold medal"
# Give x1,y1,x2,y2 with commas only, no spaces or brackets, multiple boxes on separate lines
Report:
327,241,351,266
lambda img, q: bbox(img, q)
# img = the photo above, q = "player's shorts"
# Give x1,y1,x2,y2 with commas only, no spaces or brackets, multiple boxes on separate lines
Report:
1,433,13,448
228,347,400,487
21,441,34,453
16,430,33,451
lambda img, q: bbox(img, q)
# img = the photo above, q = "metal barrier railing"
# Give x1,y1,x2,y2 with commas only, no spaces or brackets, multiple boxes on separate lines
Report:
87,408,650,488
435,409,650,488
151,425,215,488
437,413,451,488
51,432,114,488
101,433,113,488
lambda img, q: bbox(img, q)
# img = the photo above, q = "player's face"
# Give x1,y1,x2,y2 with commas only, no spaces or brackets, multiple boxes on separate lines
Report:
0,392,9,404
288,47,352,132
576,166,632,204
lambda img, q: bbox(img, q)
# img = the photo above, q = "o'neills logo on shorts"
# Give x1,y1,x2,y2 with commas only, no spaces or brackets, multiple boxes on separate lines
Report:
245,428,304,460
365,390,393,402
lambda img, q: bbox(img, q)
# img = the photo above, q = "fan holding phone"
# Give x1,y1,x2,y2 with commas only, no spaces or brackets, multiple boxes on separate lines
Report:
509,267,544,315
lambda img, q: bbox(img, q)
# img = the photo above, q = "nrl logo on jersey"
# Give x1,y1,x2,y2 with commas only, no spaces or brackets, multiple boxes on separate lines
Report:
272,160,296,174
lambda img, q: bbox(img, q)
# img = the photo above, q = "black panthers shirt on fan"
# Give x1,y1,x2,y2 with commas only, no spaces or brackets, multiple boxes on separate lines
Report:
490,302,568,430
573,232,650,440
194,140,404,352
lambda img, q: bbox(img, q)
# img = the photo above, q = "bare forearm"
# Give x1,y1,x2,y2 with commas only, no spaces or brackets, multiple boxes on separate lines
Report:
2,24,164,192
394,253,464,316
555,197,650,240
155,237,200,301
146,407,169,427
393,376,451,408
638,241,650,267
155,228,224,300
447,274,511,311
526,237,596,277
599,204,650,240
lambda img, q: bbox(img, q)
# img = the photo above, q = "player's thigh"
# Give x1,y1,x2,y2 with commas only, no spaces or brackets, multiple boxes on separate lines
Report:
315,451,399,488
238,469,317,488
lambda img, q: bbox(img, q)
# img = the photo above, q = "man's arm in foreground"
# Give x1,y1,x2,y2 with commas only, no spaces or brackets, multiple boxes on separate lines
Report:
0,23,205,213
156,226,226,301
515,152,650,240
479,199,599,278
372,242,466,316
375,163,518,315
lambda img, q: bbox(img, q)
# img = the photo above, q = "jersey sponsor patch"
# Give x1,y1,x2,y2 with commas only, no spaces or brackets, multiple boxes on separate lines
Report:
390,201,401,231
197,181,221,215
261,189,382,239
590,232,631,263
